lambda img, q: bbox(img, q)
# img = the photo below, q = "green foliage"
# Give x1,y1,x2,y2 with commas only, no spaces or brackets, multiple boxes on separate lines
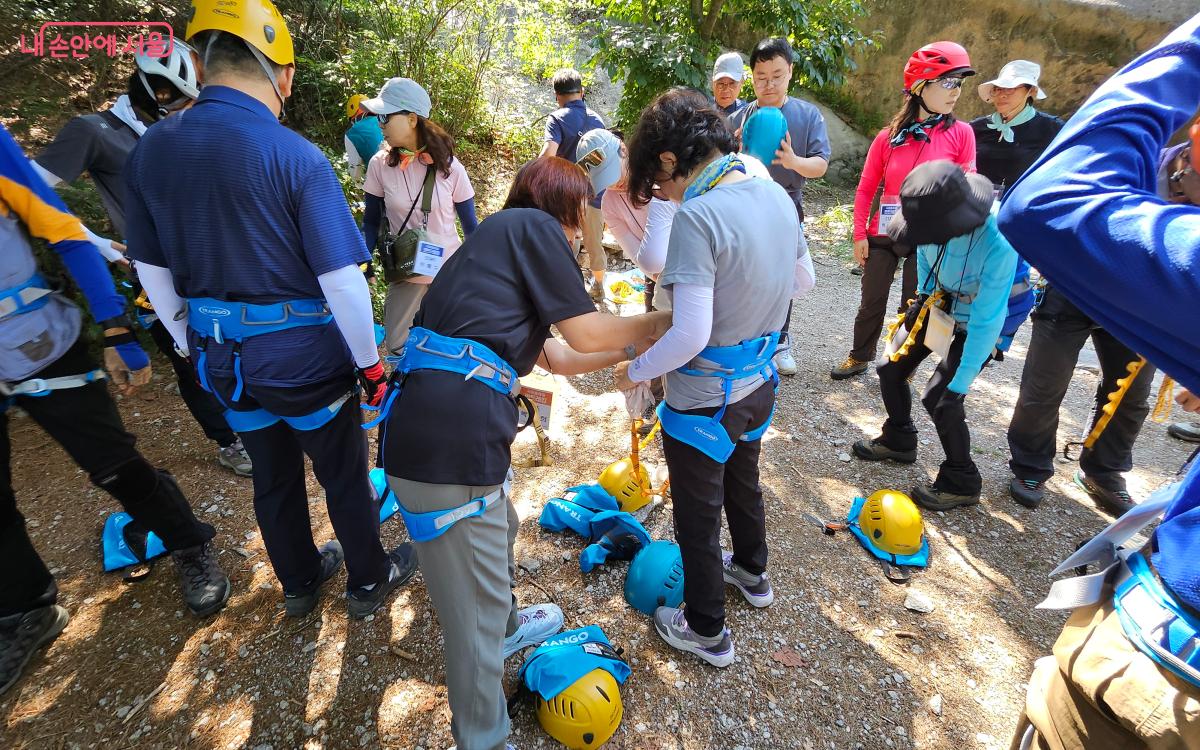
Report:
509,0,581,81
588,0,872,128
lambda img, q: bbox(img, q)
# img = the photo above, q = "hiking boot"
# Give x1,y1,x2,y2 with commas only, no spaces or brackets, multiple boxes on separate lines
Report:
0,605,69,696
171,542,230,617
1075,471,1136,517
852,438,917,464
652,606,734,668
722,551,773,607
1009,477,1046,509
216,439,253,477
773,346,797,376
503,603,564,658
347,543,418,620
284,541,345,617
1167,422,1200,443
912,483,980,511
831,356,869,380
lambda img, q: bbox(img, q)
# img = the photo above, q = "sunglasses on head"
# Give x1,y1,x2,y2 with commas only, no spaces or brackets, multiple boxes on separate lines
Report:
577,147,605,172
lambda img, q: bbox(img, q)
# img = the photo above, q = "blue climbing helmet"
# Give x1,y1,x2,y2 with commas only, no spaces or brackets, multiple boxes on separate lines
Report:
624,540,684,615
741,107,788,169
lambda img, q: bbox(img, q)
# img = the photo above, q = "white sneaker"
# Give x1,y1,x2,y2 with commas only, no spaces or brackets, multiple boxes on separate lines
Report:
502,603,563,658
773,346,797,376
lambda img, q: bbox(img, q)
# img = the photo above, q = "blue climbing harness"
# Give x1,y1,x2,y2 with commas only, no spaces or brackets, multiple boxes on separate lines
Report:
1114,551,1200,689
185,297,333,403
656,332,781,463
0,272,53,320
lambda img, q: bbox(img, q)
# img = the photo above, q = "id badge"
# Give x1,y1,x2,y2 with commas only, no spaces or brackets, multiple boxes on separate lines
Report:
925,305,954,361
412,240,447,277
879,202,901,233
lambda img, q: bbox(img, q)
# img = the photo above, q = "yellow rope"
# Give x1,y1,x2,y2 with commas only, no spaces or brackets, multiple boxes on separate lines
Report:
630,418,648,497
1083,358,1147,449
887,291,944,362
1151,376,1176,424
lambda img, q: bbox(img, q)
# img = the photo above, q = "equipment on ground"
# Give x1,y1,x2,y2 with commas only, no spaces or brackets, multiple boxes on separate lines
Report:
624,540,685,615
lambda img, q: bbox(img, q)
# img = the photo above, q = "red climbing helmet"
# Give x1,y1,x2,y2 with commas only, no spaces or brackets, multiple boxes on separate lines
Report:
903,41,975,92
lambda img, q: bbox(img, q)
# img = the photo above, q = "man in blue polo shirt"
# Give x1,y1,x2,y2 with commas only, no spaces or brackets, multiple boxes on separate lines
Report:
540,68,609,301
124,0,416,620
999,14,1200,746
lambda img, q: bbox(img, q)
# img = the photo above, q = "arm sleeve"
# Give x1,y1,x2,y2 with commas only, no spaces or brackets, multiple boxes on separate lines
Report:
997,14,1200,397
455,198,478,235
948,228,1018,393
29,158,62,187
0,126,124,321
917,243,933,295
297,158,370,275
317,264,380,368
636,198,678,277
136,261,189,353
345,135,364,183
793,231,815,297
853,133,888,241
362,193,385,252
627,284,713,382
34,116,97,185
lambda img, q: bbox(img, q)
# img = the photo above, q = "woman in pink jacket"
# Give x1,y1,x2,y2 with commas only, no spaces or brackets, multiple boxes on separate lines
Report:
831,42,978,380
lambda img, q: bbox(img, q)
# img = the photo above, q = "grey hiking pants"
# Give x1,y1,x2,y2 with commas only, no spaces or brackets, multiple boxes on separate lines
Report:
386,474,520,750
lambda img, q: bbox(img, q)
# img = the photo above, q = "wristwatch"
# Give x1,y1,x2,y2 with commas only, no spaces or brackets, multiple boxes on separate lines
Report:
623,344,638,360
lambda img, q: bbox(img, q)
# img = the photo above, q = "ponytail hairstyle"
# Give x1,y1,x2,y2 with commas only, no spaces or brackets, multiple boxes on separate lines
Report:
386,114,456,178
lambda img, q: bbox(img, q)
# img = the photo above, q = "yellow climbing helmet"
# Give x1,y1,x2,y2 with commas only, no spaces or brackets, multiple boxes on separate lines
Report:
859,489,924,557
599,457,651,513
346,94,368,119
536,668,623,749
185,0,294,65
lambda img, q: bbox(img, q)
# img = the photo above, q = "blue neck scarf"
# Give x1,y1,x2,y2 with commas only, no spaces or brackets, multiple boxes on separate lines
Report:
682,154,746,202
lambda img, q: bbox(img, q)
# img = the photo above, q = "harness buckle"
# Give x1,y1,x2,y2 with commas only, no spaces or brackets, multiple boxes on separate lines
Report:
21,378,50,396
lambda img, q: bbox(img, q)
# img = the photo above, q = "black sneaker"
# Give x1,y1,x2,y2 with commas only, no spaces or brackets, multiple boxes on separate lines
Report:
852,438,917,464
284,541,345,617
171,542,231,617
0,605,69,696
1009,477,1046,509
347,543,418,620
912,483,980,511
1075,471,1136,517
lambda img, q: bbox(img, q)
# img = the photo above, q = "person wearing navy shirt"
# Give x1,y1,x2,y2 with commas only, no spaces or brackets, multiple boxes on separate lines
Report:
540,68,610,300
125,0,415,621
999,14,1200,746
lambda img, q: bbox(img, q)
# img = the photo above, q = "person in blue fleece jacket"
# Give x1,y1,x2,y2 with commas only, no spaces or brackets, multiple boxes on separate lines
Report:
999,14,1200,747
852,160,1017,511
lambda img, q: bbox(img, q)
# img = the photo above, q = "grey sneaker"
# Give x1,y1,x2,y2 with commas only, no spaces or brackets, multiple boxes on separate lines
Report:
0,605,69,696
347,543,417,620
722,552,773,607
653,606,734,668
171,542,231,617
217,439,253,477
503,603,564,658
1167,422,1200,443
284,541,344,617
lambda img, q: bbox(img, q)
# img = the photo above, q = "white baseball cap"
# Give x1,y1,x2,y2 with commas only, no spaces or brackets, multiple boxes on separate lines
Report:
978,60,1047,103
712,52,745,82
362,77,432,118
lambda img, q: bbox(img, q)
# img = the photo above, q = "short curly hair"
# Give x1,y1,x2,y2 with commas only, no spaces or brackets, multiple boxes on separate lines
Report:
625,87,736,206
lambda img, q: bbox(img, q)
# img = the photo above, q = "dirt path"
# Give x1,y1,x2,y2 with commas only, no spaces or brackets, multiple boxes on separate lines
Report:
3,187,1192,750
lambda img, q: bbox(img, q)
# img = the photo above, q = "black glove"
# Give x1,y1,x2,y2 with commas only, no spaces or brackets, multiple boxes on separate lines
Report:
931,390,966,424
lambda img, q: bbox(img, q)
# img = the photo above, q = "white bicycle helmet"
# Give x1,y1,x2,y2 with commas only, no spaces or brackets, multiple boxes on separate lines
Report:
136,38,199,115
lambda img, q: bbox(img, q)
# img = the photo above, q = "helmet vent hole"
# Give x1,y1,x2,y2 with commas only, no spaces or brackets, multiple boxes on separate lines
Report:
263,25,275,43
583,732,595,745
595,685,610,702
873,529,883,540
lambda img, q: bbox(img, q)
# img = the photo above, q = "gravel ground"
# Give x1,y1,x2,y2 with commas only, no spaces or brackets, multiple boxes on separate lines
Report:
3,187,1193,750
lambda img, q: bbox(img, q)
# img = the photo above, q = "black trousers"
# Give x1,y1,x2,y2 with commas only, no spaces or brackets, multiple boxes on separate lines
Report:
1007,287,1154,489
850,237,917,362
235,392,388,592
146,318,237,447
0,340,214,616
876,326,988,496
663,381,775,638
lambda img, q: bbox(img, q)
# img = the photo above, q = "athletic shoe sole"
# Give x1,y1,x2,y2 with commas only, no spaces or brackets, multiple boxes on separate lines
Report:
723,571,774,608
284,542,345,617
0,605,69,696
653,619,735,668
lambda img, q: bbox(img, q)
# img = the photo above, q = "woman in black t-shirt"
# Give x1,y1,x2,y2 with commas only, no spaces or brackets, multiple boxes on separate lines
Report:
969,60,1064,193
380,157,670,749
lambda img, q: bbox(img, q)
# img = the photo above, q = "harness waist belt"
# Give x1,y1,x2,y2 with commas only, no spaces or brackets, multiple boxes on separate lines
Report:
658,332,780,463
397,471,512,542
185,297,334,403
398,327,519,396
220,390,356,434
1114,553,1200,689
0,369,106,400
0,272,54,320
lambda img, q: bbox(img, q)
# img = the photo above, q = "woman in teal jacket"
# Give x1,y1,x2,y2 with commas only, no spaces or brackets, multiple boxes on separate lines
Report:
853,160,1017,511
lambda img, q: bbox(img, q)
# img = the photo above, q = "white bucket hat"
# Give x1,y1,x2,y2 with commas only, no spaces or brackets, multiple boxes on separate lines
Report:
977,60,1047,103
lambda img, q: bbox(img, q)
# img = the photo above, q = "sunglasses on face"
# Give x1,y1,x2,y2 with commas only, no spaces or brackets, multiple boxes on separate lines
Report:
376,110,413,125
577,147,605,172
934,77,965,91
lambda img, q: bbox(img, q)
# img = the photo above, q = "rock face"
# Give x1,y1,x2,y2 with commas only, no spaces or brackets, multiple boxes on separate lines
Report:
808,97,873,188
838,0,1185,130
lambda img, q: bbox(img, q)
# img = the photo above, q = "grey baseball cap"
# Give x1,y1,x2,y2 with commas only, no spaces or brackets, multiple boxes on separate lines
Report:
712,52,745,82
362,78,432,118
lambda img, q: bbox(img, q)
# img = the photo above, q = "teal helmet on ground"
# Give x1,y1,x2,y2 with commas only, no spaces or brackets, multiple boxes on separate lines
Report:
741,107,788,169
624,540,684,615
